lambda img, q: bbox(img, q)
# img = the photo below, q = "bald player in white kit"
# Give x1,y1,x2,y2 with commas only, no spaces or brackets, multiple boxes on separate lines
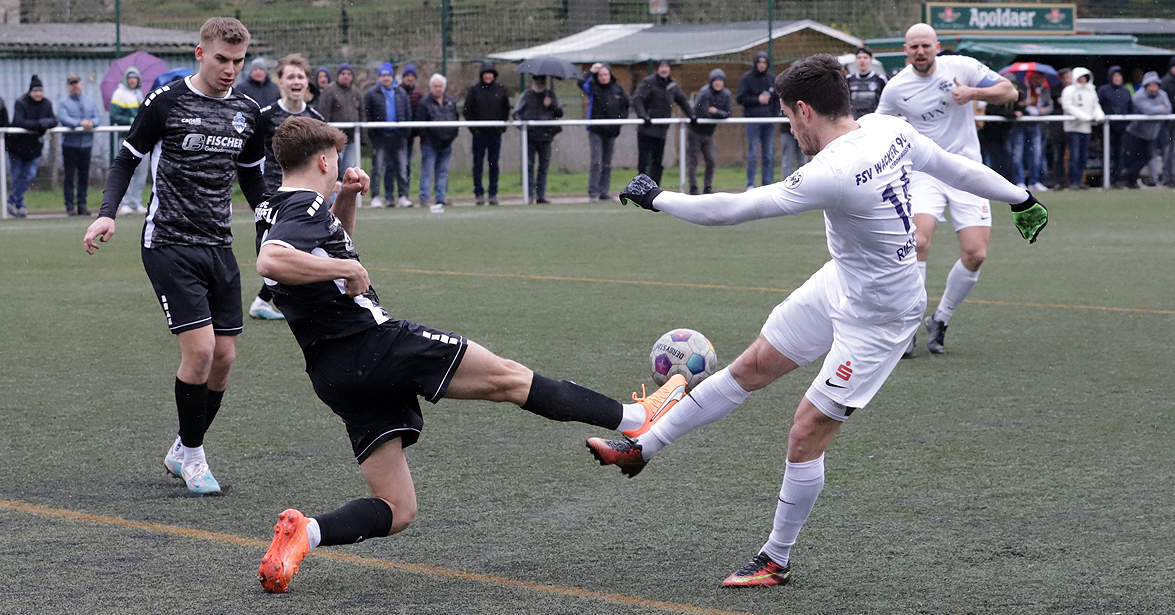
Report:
587,54,1046,586
876,23,1019,355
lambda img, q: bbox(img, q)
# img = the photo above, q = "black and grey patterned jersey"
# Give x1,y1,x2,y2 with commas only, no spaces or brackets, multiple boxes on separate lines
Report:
258,100,325,193
848,72,887,119
122,76,265,248
255,188,389,351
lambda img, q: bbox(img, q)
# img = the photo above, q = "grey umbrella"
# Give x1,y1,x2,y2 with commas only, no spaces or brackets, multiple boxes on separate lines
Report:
513,55,580,80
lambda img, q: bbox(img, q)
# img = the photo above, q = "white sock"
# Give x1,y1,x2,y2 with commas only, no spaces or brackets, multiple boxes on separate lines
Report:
917,260,927,283
935,259,980,324
167,434,183,460
636,368,751,460
250,296,269,310
182,445,206,468
617,404,647,433
306,518,321,551
761,454,825,566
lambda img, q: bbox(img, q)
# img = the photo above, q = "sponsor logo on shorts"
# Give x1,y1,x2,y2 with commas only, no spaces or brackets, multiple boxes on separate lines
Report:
824,378,847,389
836,361,853,381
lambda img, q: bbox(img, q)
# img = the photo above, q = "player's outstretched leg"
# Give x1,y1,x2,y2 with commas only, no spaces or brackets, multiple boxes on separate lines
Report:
586,373,688,477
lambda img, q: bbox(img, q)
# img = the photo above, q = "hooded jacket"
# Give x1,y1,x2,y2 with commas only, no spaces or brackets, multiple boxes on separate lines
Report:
1126,72,1173,141
580,66,629,138
1097,66,1133,119
1160,61,1175,114
631,69,692,138
7,82,57,160
736,52,779,118
462,62,510,134
110,67,144,126
690,68,732,136
1060,67,1104,134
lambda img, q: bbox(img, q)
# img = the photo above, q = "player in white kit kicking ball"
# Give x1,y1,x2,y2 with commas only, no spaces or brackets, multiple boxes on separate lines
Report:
587,54,1047,586
876,23,1019,355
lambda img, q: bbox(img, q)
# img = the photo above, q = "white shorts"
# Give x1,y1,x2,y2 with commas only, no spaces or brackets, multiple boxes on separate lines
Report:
760,261,924,421
908,171,992,231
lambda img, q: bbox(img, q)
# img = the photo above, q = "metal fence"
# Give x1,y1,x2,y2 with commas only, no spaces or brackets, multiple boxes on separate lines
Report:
5,113,1175,219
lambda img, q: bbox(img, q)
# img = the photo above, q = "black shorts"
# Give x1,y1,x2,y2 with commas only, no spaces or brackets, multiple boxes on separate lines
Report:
306,319,468,463
141,244,243,335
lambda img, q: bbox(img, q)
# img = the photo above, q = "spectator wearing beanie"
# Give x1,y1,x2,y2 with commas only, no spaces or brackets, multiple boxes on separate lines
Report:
687,68,731,195
579,62,629,201
7,75,57,218
364,62,413,207
631,60,693,185
237,58,280,107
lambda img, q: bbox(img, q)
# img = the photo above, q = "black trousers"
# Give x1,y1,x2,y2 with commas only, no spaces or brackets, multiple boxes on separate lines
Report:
637,134,666,185
62,146,92,212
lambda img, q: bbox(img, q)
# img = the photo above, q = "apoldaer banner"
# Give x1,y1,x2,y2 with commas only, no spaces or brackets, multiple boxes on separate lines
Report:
923,2,1076,35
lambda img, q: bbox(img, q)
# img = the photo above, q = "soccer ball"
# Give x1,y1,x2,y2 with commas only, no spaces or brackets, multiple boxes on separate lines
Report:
649,328,719,390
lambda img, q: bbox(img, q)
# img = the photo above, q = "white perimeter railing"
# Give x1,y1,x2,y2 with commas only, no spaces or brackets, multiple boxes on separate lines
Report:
3,114,1175,218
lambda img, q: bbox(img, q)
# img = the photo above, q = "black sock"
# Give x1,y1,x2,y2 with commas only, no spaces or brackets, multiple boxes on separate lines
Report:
258,284,273,303
175,378,208,448
205,389,224,431
521,373,622,430
314,498,394,546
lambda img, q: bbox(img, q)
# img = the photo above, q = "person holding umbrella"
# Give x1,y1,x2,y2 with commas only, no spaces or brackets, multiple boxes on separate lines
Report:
513,75,563,203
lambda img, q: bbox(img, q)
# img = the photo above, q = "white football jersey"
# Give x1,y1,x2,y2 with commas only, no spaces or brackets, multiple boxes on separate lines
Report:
763,113,943,322
876,55,1003,161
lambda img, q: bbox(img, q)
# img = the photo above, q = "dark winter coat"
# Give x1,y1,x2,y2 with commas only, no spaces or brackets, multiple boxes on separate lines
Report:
0,95,7,128
1097,75,1133,118
364,83,413,143
631,73,692,138
580,72,629,138
462,63,510,134
690,83,732,136
7,94,57,160
417,94,460,149
512,89,563,142
736,52,779,118
236,74,281,108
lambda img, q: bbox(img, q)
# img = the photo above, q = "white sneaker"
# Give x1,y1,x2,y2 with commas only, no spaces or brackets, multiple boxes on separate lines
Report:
1015,182,1027,189
132,204,149,214
397,196,413,207
1030,182,1049,192
181,460,222,494
118,204,134,215
370,196,385,208
429,203,445,214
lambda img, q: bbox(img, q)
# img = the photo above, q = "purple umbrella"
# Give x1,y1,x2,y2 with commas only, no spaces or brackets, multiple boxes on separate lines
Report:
100,51,168,110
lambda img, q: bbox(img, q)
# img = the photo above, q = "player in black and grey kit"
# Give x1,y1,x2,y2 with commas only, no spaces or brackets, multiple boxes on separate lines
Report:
248,53,325,321
847,47,886,119
254,116,685,593
83,18,268,495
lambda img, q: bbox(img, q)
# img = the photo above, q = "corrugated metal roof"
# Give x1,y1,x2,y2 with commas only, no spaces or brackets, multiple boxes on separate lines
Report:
490,20,863,64
1077,18,1175,35
0,23,198,48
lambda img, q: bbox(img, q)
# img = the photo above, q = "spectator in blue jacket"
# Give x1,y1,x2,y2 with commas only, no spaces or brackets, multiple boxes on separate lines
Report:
7,75,57,218
1097,66,1133,186
364,62,413,208
580,63,629,200
58,74,102,216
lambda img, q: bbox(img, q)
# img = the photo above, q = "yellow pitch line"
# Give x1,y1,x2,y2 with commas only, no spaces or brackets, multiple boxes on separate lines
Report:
372,267,1175,315
0,499,756,615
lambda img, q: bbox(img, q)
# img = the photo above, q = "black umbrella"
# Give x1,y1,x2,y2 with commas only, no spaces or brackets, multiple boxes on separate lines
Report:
513,55,580,80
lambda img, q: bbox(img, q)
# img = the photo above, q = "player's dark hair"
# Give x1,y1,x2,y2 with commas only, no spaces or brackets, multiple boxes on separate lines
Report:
272,116,347,173
775,54,852,120
200,17,250,46
276,53,310,79
856,47,873,57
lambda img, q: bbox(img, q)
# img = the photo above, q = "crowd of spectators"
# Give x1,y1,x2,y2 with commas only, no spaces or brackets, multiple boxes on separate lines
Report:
6,50,1175,218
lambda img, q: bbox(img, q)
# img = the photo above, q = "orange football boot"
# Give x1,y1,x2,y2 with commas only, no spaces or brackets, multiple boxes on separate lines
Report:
721,553,791,587
622,374,688,439
258,508,311,593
